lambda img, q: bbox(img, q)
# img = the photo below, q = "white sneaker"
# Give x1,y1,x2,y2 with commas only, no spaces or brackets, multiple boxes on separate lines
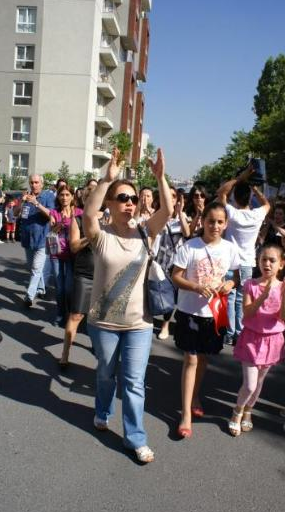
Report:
0,240,4,244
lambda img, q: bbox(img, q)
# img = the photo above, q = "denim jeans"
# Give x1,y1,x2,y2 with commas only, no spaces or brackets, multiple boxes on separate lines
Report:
226,266,253,340
88,324,153,449
51,258,73,321
25,247,47,300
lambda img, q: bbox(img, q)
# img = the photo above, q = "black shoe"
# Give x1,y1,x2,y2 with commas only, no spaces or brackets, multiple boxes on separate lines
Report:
37,292,46,300
224,335,234,346
24,296,33,308
0,332,3,342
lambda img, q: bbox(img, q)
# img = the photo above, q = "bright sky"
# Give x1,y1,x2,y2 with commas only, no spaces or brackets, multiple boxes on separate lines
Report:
144,0,285,179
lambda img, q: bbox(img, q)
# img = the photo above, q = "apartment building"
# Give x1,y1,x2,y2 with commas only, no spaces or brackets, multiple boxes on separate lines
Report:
0,0,152,178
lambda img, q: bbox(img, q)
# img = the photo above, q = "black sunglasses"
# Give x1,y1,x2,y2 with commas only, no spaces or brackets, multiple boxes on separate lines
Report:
115,193,139,205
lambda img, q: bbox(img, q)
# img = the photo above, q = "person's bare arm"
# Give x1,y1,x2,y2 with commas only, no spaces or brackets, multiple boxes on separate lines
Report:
218,269,240,295
217,166,254,206
145,149,173,239
176,196,190,238
83,149,121,240
243,281,271,318
251,186,270,214
69,216,89,254
172,266,215,299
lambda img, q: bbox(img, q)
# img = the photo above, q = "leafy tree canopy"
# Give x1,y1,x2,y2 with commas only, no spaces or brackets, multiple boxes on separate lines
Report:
195,54,285,191
254,55,285,120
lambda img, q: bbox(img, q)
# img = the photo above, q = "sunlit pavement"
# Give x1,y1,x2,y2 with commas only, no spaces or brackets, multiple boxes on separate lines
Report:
0,241,285,512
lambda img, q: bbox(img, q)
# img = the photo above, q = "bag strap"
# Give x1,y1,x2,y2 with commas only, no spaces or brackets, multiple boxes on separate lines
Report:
166,223,177,252
204,245,215,272
137,224,153,259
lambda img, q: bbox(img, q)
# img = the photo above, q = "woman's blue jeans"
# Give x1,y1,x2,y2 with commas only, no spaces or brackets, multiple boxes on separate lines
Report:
88,324,153,449
51,258,73,321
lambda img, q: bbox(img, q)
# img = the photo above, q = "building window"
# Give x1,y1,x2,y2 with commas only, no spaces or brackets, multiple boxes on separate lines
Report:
10,153,29,176
15,45,35,69
13,81,33,105
16,7,37,33
12,118,31,142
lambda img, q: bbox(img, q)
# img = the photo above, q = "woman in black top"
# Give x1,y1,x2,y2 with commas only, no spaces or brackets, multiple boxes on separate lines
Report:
59,205,94,366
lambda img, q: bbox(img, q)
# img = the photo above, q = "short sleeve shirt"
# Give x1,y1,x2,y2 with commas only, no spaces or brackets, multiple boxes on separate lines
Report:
225,204,267,266
174,237,240,317
243,279,285,334
21,190,55,250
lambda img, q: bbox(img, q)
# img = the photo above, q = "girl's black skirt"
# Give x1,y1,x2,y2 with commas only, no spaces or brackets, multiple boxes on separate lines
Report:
174,310,224,355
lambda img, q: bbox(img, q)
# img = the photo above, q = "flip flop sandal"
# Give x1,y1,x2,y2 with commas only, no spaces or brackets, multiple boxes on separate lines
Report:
228,410,243,437
135,446,155,463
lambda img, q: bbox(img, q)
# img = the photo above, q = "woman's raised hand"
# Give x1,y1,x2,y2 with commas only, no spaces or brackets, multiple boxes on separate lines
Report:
148,148,165,181
105,148,122,183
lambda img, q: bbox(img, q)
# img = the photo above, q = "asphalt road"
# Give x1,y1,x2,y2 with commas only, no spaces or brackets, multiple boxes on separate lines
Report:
0,241,285,512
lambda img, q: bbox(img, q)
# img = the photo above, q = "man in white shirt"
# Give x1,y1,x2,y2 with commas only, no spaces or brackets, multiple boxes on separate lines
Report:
217,172,270,344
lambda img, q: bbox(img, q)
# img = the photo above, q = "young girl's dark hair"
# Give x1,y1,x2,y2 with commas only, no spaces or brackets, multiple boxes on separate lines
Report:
259,243,284,259
201,201,228,220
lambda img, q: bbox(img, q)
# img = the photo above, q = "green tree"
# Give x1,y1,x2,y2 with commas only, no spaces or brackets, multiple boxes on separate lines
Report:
43,172,57,189
134,143,171,190
1,171,26,190
250,108,285,185
195,54,285,191
70,171,98,189
254,55,285,120
108,131,133,166
194,130,252,194
57,161,70,182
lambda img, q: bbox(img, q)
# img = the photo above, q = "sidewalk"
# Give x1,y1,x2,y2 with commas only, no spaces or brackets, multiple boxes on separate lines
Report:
0,242,285,512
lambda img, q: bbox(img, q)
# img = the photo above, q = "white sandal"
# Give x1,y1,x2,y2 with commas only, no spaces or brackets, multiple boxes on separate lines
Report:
241,411,253,432
228,410,243,437
135,446,155,463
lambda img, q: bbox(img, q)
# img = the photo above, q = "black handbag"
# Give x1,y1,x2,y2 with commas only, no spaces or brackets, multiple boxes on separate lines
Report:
138,225,176,316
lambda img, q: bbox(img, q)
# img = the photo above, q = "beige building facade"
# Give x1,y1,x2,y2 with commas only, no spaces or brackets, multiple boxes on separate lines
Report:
0,0,152,177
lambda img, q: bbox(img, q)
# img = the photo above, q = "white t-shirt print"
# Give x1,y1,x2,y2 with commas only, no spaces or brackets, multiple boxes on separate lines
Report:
173,237,240,317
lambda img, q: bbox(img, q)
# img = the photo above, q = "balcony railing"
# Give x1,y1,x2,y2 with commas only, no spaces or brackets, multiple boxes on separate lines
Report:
93,137,111,152
98,72,115,86
101,35,118,55
96,104,113,118
103,1,120,20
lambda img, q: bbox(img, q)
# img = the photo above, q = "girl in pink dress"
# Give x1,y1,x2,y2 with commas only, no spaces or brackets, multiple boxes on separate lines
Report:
229,244,285,436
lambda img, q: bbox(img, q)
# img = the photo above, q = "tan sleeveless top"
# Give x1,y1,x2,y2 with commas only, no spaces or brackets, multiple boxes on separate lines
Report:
88,225,152,331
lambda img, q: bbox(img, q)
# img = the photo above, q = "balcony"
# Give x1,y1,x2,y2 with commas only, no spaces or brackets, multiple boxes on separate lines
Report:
93,137,112,160
97,73,116,98
141,0,152,11
100,35,119,67
95,105,113,129
102,1,120,36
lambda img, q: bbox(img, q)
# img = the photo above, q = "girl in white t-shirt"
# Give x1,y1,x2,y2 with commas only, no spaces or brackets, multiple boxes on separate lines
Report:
172,202,240,439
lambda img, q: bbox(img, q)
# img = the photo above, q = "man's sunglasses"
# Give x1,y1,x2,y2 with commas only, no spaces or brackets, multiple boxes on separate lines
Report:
115,193,139,205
